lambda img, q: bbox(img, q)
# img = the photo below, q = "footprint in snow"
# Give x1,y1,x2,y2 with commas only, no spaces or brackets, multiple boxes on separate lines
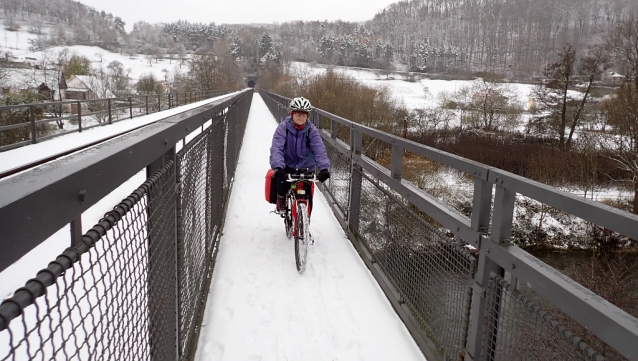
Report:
220,306,234,318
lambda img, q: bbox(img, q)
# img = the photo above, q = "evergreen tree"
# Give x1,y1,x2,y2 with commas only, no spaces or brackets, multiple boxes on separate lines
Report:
260,32,273,58
383,43,394,67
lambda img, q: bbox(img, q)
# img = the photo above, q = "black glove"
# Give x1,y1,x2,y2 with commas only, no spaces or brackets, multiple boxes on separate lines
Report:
274,167,286,180
317,169,330,183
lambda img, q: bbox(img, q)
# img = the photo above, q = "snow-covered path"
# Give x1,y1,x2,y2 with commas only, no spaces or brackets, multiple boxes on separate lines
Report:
194,93,426,361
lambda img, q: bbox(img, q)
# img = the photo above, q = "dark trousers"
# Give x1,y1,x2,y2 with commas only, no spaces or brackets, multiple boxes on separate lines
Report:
275,167,314,214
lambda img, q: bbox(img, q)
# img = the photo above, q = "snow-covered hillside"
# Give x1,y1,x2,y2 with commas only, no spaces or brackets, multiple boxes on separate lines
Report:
0,18,185,91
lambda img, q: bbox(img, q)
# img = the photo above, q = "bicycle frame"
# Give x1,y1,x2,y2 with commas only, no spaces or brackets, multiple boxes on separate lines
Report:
283,171,317,273
286,181,310,237
286,175,316,236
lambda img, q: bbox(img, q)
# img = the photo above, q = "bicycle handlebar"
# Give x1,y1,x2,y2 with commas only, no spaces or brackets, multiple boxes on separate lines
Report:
286,173,318,183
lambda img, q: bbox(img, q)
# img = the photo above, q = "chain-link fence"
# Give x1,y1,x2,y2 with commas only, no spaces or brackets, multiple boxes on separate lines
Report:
0,91,252,361
482,273,608,361
323,142,351,218
0,162,175,360
355,169,476,360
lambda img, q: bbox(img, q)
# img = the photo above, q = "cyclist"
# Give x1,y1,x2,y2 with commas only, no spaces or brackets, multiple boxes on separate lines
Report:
270,96,331,214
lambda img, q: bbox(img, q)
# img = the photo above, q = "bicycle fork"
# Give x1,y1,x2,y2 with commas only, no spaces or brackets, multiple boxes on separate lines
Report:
291,200,311,241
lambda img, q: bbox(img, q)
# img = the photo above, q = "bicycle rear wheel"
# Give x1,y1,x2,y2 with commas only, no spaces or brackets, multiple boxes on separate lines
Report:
294,202,309,273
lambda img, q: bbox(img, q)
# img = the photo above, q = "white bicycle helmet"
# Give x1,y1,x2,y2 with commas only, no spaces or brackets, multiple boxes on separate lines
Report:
289,97,313,112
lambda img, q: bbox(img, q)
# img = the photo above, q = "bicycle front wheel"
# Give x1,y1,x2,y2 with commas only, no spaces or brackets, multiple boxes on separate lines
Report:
294,202,309,273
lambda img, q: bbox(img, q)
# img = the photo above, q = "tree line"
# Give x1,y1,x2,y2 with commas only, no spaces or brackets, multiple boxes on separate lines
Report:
5,0,637,80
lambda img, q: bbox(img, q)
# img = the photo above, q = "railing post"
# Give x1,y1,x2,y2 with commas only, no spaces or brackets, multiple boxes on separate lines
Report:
29,105,36,144
70,215,82,246
107,99,112,124
347,127,363,235
77,101,82,132
465,178,507,361
128,97,133,119
330,118,337,139
491,185,516,244
175,93,179,107
146,96,149,115
146,147,178,361
391,144,402,180
168,94,172,109
158,94,161,112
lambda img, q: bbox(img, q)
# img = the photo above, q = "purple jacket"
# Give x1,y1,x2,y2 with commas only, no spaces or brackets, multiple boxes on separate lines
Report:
270,117,330,171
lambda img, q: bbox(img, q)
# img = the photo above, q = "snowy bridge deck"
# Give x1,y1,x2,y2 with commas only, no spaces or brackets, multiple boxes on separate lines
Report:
194,94,424,360
3,90,637,361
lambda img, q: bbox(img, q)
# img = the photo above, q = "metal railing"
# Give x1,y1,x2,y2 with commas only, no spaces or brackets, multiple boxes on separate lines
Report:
0,89,253,360
0,89,234,152
260,90,638,361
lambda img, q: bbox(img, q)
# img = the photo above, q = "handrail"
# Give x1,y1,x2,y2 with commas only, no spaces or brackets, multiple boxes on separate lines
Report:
0,89,234,152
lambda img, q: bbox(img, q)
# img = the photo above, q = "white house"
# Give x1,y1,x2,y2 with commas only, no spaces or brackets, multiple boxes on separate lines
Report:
63,75,115,101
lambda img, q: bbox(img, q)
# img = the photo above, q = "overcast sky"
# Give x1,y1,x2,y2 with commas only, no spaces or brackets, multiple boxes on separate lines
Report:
77,0,398,31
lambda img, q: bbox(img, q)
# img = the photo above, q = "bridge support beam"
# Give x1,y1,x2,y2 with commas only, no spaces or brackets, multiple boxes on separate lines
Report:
465,180,509,361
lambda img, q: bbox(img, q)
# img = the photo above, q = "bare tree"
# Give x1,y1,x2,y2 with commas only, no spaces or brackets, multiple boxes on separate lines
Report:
610,11,638,89
445,85,473,130
185,53,239,91
28,13,43,34
106,60,130,92
51,48,71,128
85,71,114,123
603,82,638,214
0,63,8,90
4,12,18,31
177,44,186,69
532,44,606,150
603,11,638,214
467,78,522,131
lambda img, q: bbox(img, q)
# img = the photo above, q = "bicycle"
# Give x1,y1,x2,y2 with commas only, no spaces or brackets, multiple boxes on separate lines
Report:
281,169,318,274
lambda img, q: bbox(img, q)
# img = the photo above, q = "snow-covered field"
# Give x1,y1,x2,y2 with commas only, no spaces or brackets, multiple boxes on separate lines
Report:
290,61,537,111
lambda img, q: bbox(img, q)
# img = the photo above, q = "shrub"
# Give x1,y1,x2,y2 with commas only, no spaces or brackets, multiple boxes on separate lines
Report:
410,130,623,187
0,90,55,147
64,54,92,76
136,73,165,94
275,69,402,135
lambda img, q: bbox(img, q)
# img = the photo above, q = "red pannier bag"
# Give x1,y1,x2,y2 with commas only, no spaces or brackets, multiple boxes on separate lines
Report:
265,169,277,204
